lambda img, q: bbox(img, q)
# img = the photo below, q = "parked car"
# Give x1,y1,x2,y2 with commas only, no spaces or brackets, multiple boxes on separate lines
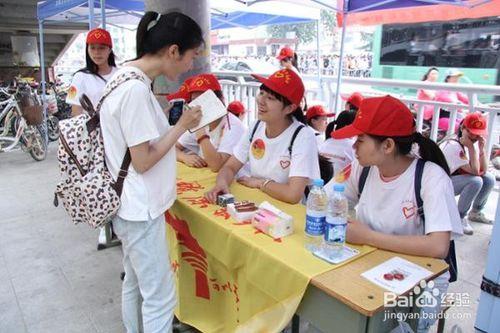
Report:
215,59,277,82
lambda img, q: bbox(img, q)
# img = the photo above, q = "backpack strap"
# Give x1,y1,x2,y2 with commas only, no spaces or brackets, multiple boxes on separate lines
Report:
414,159,426,230
288,125,304,156
249,120,261,142
112,149,131,197
358,167,370,199
81,70,146,197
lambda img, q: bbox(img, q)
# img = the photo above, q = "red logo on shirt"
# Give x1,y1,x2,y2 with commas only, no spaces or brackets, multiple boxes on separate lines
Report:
402,201,416,220
251,139,265,160
280,160,291,169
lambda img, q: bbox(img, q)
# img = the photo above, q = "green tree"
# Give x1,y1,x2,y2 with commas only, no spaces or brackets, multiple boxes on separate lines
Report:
266,9,338,48
266,22,316,48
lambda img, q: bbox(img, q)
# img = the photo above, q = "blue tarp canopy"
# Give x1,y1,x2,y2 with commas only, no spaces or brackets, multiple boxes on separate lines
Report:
37,0,319,29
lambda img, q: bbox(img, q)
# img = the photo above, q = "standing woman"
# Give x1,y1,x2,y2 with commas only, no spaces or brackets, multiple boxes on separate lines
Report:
276,46,300,74
66,28,118,117
205,69,320,204
99,12,203,333
66,28,119,248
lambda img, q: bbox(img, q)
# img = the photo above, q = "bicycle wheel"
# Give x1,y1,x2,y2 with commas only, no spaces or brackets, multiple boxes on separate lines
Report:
47,115,60,141
27,125,47,161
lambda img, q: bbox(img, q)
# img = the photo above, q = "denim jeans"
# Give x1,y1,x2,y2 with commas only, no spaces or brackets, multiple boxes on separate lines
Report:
113,214,176,333
451,172,495,218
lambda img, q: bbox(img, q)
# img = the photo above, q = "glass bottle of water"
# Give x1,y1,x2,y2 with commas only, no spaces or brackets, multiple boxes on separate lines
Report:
324,184,348,258
305,179,328,252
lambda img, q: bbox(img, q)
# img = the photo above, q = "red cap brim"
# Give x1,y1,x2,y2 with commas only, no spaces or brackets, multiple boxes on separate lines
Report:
252,73,282,97
468,128,488,136
331,124,364,139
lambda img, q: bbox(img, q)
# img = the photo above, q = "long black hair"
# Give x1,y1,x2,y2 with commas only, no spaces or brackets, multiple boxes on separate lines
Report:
136,11,204,59
260,84,306,124
370,132,451,175
421,67,438,81
75,45,116,82
325,109,357,139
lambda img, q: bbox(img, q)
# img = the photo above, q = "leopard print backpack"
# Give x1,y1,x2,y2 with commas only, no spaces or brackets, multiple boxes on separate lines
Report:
54,71,145,228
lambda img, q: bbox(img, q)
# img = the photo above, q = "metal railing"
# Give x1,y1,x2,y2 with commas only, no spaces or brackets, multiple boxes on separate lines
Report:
214,70,500,157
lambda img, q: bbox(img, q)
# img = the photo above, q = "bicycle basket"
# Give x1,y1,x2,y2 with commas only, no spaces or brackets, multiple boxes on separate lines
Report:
19,92,43,125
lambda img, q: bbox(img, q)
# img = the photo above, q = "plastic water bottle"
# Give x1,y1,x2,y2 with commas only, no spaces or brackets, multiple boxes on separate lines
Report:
305,179,328,252
324,184,348,258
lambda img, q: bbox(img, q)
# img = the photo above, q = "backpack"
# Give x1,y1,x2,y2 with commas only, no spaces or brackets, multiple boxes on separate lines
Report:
54,70,145,228
249,120,333,191
358,159,458,282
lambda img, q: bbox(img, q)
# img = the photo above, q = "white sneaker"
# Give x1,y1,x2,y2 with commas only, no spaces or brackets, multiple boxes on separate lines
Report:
461,218,474,235
468,210,493,225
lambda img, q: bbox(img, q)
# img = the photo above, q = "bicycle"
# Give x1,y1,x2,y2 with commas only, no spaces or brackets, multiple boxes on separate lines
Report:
0,83,47,161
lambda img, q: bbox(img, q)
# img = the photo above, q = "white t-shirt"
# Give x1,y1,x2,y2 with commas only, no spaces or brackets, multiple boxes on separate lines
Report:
178,112,246,158
233,120,320,184
311,127,324,147
66,67,118,107
439,138,469,174
325,159,462,237
319,138,355,177
100,66,176,221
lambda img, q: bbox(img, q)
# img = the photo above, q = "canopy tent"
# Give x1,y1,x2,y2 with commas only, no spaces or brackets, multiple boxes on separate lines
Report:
35,0,320,141
37,0,319,30
36,0,497,119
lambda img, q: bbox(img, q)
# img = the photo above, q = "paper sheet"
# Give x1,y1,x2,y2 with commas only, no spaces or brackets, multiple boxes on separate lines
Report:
361,257,433,295
188,89,227,133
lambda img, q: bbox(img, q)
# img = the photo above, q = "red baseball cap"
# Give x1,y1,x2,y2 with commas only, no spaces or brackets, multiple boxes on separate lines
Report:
252,69,304,105
346,92,363,109
276,47,294,60
332,95,415,139
86,28,112,48
306,105,334,121
166,77,194,102
188,74,222,93
227,101,245,115
463,113,488,136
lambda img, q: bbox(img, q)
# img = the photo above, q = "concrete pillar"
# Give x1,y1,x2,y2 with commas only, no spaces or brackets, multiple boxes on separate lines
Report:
145,0,211,94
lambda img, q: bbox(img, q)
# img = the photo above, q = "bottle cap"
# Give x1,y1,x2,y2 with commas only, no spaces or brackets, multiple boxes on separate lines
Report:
313,179,324,187
333,184,345,192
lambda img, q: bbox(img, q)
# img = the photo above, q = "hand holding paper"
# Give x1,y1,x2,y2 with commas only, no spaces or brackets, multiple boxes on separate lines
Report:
188,90,228,133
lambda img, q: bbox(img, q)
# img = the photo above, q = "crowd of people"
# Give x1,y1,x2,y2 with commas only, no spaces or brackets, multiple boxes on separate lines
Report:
211,52,372,77
62,12,494,333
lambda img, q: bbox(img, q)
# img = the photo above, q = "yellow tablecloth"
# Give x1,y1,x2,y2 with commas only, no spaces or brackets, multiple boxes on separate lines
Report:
166,163,375,332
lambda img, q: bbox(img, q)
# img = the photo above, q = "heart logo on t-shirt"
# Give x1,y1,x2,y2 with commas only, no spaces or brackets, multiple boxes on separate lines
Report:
280,160,291,169
402,206,416,219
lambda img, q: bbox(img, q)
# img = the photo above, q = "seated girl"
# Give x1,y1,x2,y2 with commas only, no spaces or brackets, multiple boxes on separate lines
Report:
175,74,247,171
325,95,463,332
319,109,356,179
205,69,320,204
306,105,334,147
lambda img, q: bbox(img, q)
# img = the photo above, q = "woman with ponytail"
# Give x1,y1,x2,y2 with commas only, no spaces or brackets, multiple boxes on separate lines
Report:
205,69,320,204
99,11,204,333
324,95,462,332
320,109,357,178
276,46,300,74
